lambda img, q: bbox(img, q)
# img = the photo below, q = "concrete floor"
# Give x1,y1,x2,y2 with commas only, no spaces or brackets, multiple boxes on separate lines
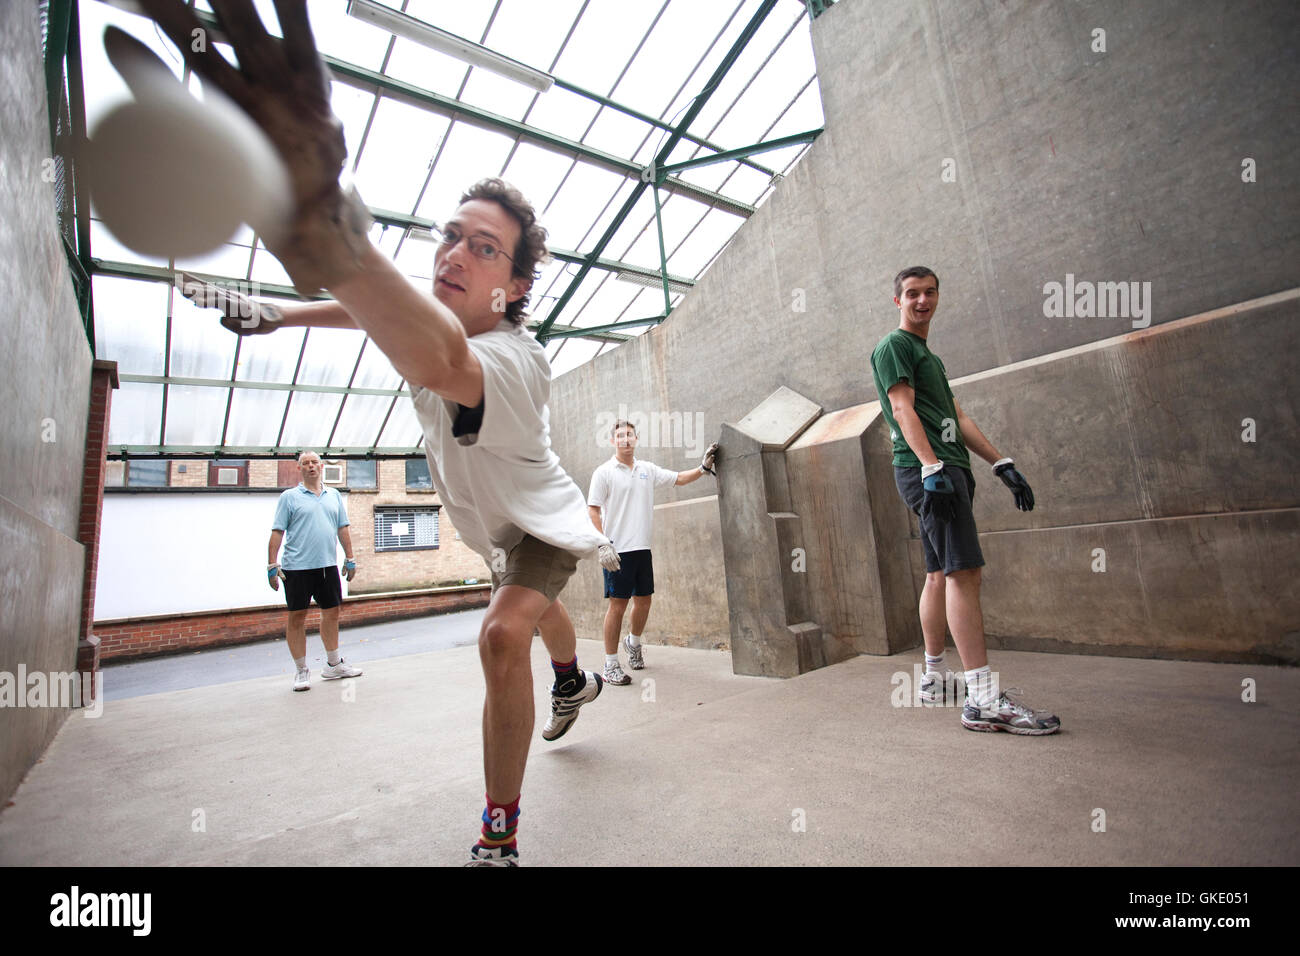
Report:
1,612,1297,867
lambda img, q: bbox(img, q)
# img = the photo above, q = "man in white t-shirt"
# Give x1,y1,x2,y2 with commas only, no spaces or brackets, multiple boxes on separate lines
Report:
587,421,718,684
184,172,618,867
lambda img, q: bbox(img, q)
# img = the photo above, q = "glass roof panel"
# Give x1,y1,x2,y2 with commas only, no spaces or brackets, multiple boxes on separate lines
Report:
689,5,807,136
162,385,234,445
295,328,370,388
351,342,405,391
582,109,656,162
280,391,347,449
248,243,295,288
168,286,238,380
414,123,519,222
548,0,666,94
377,399,425,449
107,382,163,446
92,276,168,375
519,85,602,143
231,326,308,384
330,394,404,448
90,220,167,270
353,99,452,213
223,386,291,447
546,336,603,377
483,0,585,74
667,207,747,277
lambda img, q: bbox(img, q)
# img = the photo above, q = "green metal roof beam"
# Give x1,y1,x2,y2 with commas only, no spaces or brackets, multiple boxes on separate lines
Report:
549,76,777,180
659,129,823,177
535,0,780,341
541,315,666,341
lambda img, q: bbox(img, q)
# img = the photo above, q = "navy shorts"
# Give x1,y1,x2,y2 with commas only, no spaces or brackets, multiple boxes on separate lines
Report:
603,549,654,599
283,567,343,612
894,466,985,575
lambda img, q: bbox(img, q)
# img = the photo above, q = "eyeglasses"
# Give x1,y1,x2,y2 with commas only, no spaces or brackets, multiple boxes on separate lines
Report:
431,223,516,266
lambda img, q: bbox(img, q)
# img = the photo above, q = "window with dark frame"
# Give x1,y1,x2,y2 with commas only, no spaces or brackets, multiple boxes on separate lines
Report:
405,458,432,490
374,506,439,552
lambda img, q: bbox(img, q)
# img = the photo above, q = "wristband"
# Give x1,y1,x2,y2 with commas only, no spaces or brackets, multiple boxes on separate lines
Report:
992,457,1014,471
921,461,945,479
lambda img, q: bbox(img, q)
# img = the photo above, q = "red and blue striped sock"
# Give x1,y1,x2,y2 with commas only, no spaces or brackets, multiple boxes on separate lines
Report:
477,794,520,852
551,655,580,683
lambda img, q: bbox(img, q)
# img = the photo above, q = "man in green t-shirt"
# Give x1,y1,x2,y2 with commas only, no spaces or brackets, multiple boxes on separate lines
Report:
871,267,1059,735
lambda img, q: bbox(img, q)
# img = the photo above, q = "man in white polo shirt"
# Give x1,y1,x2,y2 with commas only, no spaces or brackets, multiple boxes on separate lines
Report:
588,421,718,684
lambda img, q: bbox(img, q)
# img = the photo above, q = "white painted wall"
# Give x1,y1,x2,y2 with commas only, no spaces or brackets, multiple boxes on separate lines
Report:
95,492,348,620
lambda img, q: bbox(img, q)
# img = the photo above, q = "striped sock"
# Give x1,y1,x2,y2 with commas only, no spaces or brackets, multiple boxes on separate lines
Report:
477,794,520,851
925,653,945,675
551,655,579,680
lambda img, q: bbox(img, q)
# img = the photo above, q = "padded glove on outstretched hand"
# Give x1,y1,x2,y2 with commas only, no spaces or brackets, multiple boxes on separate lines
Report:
179,273,283,335
993,459,1035,512
920,466,957,527
125,1,372,295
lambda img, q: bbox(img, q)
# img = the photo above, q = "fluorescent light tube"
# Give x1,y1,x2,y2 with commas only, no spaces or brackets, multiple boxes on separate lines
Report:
347,0,554,93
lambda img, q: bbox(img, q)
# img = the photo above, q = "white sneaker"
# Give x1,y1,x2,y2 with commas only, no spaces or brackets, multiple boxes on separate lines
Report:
918,670,960,705
293,668,310,692
321,658,363,680
604,659,632,686
622,634,644,670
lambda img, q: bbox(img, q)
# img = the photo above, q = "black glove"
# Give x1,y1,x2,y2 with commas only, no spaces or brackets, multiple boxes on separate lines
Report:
994,460,1035,511
920,467,957,527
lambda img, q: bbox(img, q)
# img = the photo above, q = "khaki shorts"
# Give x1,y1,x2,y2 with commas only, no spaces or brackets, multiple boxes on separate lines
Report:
489,534,579,603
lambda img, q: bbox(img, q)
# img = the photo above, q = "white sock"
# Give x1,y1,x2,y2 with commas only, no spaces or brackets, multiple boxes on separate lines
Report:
294,656,307,672
327,649,341,666
925,653,944,676
965,665,997,709
605,653,619,668
627,633,641,648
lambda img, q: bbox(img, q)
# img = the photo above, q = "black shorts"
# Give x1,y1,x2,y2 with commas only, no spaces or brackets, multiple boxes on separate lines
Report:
894,466,985,575
283,567,343,612
603,549,654,599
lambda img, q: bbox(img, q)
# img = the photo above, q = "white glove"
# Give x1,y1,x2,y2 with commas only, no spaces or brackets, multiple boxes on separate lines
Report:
597,544,621,572
700,442,719,475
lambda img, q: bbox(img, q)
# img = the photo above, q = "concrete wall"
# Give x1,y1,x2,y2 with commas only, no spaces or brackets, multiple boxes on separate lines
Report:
0,5,95,803
548,0,1300,665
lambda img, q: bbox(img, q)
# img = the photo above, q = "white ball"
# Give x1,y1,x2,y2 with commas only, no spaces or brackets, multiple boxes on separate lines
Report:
86,81,292,259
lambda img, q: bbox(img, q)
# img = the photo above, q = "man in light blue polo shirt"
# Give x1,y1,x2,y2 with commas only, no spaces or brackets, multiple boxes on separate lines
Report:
270,451,362,692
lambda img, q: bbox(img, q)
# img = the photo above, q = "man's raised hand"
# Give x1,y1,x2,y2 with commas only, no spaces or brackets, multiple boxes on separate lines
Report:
130,0,372,294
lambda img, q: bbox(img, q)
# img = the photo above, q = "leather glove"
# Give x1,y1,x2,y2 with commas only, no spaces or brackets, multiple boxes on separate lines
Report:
920,464,957,527
179,272,283,335
121,2,372,295
993,458,1035,512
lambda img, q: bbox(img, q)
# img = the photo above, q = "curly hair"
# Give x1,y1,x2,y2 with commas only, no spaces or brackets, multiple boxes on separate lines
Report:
459,178,550,326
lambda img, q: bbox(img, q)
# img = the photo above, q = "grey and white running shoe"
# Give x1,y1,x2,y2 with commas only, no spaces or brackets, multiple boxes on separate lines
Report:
961,688,1060,735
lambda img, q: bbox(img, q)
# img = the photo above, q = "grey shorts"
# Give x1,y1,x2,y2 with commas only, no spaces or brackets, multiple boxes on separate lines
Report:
894,466,986,575
489,533,579,603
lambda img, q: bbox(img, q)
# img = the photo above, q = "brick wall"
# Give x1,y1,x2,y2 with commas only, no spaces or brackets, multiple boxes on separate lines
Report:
80,362,117,645
347,459,490,593
248,460,279,487
169,461,206,487
94,586,490,661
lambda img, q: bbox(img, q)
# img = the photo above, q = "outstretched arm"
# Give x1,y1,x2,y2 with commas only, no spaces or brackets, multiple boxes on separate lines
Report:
130,2,480,406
